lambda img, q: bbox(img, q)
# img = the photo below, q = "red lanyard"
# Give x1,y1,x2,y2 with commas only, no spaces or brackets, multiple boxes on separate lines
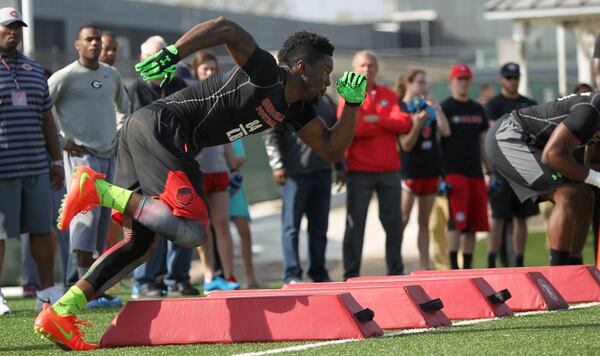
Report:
1,56,20,90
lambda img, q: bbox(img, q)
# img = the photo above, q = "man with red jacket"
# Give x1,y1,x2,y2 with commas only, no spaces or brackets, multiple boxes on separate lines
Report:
338,50,412,279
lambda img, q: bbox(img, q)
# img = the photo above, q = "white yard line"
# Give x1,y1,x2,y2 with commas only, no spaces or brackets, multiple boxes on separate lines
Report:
234,303,600,356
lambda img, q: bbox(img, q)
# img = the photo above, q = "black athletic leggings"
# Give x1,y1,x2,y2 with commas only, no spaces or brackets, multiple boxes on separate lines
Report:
83,221,159,295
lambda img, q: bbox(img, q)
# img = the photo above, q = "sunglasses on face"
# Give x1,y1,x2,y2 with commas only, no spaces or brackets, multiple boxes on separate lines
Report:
504,76,520,81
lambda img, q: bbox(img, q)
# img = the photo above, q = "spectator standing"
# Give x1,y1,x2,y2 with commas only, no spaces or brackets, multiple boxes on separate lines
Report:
192,51,240,292
127,35,197,298
20,69,70,298
264,94,338,283
99,31,118,67
477,83,496,106
484,63,538,268
441,64,491,269
229,139,262,288
0,7,63,314
48,24,129,307
339,50,412,279
99,31,130,252
396,69,450,270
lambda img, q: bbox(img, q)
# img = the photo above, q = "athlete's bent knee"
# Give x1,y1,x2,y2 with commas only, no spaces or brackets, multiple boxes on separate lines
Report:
172,220,207,248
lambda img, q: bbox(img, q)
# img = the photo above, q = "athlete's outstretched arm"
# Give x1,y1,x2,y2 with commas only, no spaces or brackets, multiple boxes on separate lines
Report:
135,17,257,85
297,105,360,163
175,17,257,67
296,72,366,162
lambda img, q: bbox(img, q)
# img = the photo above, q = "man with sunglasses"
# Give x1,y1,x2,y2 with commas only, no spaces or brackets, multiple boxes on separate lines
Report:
485,63,538,268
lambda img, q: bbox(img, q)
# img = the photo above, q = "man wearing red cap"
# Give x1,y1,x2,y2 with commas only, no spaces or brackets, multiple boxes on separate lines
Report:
441,64,491,269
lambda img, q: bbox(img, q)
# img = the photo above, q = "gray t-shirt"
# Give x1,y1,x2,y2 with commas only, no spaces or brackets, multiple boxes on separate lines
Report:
49,61,129,158
196,145,228,173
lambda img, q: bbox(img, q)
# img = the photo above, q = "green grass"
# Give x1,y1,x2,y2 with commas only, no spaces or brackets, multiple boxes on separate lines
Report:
472,232,597,269
1,231,598,355
2,293,600,355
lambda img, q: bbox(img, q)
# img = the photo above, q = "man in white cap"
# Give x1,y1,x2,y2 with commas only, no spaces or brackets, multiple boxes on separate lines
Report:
0,7,64,315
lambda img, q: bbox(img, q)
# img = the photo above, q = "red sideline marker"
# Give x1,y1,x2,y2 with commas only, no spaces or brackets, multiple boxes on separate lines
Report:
283,278,513,320
411,265,600,304
100,293,382,347
209,284,451,330
348,272,568,312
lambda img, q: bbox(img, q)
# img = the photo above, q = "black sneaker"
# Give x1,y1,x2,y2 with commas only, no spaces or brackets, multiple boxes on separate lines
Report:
131,284,162,299
168,282,200,297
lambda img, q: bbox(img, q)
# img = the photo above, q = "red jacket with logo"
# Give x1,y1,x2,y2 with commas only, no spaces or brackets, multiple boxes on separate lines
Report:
337,84,412,172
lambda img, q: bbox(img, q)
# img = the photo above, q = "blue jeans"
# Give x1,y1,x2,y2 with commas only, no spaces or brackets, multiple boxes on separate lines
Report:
133,238,193,288
281,170,331,283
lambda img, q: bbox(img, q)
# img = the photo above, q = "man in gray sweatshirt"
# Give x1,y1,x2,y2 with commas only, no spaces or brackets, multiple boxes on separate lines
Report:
263,94,341,283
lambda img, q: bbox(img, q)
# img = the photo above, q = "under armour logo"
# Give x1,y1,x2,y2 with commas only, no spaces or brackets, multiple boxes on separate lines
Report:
159,56,171,66
551,172,562,181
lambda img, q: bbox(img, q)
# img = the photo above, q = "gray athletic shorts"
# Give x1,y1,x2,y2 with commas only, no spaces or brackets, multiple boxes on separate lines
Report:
0,174,52,240
64,152,115,254
485,115,566,203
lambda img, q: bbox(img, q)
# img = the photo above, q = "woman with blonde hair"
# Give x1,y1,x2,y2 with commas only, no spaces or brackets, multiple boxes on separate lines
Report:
396,69,450,270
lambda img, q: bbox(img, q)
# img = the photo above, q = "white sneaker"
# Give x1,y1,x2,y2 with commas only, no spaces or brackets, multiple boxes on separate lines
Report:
35,286,62,312
0,290,11,315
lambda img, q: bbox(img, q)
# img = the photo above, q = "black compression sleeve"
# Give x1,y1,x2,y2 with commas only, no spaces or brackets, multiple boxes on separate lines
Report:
563,103,600,143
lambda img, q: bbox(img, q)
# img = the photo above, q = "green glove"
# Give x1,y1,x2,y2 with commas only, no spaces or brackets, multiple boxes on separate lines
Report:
336,71,367,106
134,44,181,87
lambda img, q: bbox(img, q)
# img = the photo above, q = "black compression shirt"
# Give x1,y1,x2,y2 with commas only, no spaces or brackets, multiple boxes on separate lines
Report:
514,92,600,146
161,47,316,151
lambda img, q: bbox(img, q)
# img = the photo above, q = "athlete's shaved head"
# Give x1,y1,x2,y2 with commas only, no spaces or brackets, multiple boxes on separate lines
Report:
277,31,334,68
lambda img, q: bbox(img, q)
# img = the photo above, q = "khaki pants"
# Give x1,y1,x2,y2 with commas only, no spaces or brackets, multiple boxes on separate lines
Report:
429,196,450,270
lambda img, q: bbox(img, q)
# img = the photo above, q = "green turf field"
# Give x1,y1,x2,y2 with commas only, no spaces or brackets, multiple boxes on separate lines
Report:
2,295,599,355
472,231,597,269
0,232,598,355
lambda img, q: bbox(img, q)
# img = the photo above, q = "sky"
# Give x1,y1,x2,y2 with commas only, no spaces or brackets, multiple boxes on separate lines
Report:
283,0,393,23
139,0,395,24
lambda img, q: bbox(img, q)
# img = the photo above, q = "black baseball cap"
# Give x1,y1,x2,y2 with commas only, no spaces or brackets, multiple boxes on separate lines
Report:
500,62,520,78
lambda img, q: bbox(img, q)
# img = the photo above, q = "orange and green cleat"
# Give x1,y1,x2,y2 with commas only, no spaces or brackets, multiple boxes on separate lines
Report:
56,166,105,231
34,303,99,351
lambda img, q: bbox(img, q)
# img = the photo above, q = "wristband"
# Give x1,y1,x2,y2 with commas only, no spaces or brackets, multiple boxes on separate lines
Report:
51,159,64,167
584,169,600,187
345,101,362,107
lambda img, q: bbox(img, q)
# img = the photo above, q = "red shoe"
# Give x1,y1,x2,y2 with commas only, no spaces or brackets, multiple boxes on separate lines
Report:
56,166,105,231
34,303,99,351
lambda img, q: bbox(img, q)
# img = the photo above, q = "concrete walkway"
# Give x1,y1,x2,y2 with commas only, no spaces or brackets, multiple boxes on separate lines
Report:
193,191,549,285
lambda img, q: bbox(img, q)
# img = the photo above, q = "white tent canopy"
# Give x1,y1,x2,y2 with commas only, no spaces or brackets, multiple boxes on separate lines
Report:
485,0,600,95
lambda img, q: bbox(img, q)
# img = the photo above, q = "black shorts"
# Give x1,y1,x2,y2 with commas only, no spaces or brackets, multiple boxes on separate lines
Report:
114,103,208,222
485,115,566,203
488,175,539,219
